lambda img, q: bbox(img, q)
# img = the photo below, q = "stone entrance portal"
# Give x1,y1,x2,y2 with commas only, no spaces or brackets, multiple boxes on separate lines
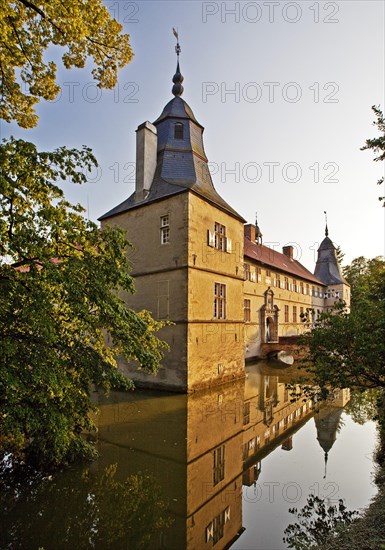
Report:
261,289,279,343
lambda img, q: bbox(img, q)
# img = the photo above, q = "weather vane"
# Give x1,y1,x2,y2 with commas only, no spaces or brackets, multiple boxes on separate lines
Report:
173,27,181,57
324,210,329,236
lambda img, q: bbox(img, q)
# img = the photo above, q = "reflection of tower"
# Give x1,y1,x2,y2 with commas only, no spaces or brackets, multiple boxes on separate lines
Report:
314,407,344,478
93,378,246,549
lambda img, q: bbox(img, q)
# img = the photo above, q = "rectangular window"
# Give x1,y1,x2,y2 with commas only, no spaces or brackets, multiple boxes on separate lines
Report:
174,122,184,139
244,299,251,322
160,215,169,244
284,387,289,402
293,306,297,323
256,267,262,282
214,222,226,251
284,276,289,290
300,306,304,319
293,279,297,292
266,270,271,285
243,443,249,460
213,444,225,486
214,283,226,319
275,421,280,434
243,402,250,425
244,264,256,282
284,304,289,322
275,274,281,288
306,284,309,295
312,286,315,297
300,281,304,294
206,507,229,545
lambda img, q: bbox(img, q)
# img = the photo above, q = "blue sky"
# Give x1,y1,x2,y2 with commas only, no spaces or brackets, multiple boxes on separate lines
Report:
1,0,384,269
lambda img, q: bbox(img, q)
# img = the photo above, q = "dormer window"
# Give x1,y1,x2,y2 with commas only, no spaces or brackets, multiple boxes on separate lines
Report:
174,122,184,140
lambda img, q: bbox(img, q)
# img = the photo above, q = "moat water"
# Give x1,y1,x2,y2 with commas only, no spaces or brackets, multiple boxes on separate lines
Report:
0,362,379,550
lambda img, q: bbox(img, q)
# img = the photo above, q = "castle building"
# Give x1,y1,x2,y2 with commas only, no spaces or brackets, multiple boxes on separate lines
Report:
99,51,349,392
242,221,350,360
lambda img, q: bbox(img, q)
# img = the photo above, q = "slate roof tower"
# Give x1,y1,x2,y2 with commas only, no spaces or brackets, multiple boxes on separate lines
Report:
314,223,345,285
313,221,350,310
99,36,246,391
100,45,242,223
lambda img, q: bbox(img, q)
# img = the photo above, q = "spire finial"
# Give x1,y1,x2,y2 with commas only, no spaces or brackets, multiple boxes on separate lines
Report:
324,211,329,237
172,27,184,97
255,211,263,244
323,451,328,479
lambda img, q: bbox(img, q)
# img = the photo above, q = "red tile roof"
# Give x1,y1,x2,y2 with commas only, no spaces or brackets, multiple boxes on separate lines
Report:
244,237,325,286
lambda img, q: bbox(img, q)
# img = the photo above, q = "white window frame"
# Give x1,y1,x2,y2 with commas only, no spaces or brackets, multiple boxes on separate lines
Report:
214,282,226,319
160,215,170,244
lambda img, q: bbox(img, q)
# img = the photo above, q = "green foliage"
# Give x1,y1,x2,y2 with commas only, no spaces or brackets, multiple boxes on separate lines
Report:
361,105,385,205
0,463,173,549
335,245,345,267
0,137,168,467
300,256,385,396
283,494,359,549
0,0,133,128
345,389,383,425
343,256,385,306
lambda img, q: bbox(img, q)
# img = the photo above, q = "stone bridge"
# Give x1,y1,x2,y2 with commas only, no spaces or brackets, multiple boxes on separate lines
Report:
260,336,302,360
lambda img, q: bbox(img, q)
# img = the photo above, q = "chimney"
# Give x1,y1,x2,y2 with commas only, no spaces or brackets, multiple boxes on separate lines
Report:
244,224,256,242
282,246,294,260
135,121,157,200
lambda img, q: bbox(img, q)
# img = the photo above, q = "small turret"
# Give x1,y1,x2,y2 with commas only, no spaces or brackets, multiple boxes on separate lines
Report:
255,213,263,245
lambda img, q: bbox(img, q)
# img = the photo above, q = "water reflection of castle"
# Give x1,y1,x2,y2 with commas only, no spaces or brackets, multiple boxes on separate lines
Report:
93,365,350,550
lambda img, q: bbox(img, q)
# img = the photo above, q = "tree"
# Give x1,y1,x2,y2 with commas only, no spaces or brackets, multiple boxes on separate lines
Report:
0,138,168,467
361,105,385,206
335,245,345,267
0,463,173,548
283,494,358,549
300,256,385,397
0,0,133,128
343,256,385,306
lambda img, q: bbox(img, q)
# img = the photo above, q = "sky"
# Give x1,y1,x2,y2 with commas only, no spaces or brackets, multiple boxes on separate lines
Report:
1,0,384,270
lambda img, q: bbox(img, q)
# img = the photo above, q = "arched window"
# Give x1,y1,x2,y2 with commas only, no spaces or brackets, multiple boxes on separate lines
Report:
174,122,184,139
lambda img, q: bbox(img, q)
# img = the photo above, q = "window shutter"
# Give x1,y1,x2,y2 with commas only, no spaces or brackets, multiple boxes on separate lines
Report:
206,523,214,542
207,230,215,247
250,271,256,282
226,237,232,253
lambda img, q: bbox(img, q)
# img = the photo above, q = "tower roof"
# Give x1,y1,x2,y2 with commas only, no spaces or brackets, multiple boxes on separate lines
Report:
153,96,202,127
100,52,244,223
314,227,345,285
